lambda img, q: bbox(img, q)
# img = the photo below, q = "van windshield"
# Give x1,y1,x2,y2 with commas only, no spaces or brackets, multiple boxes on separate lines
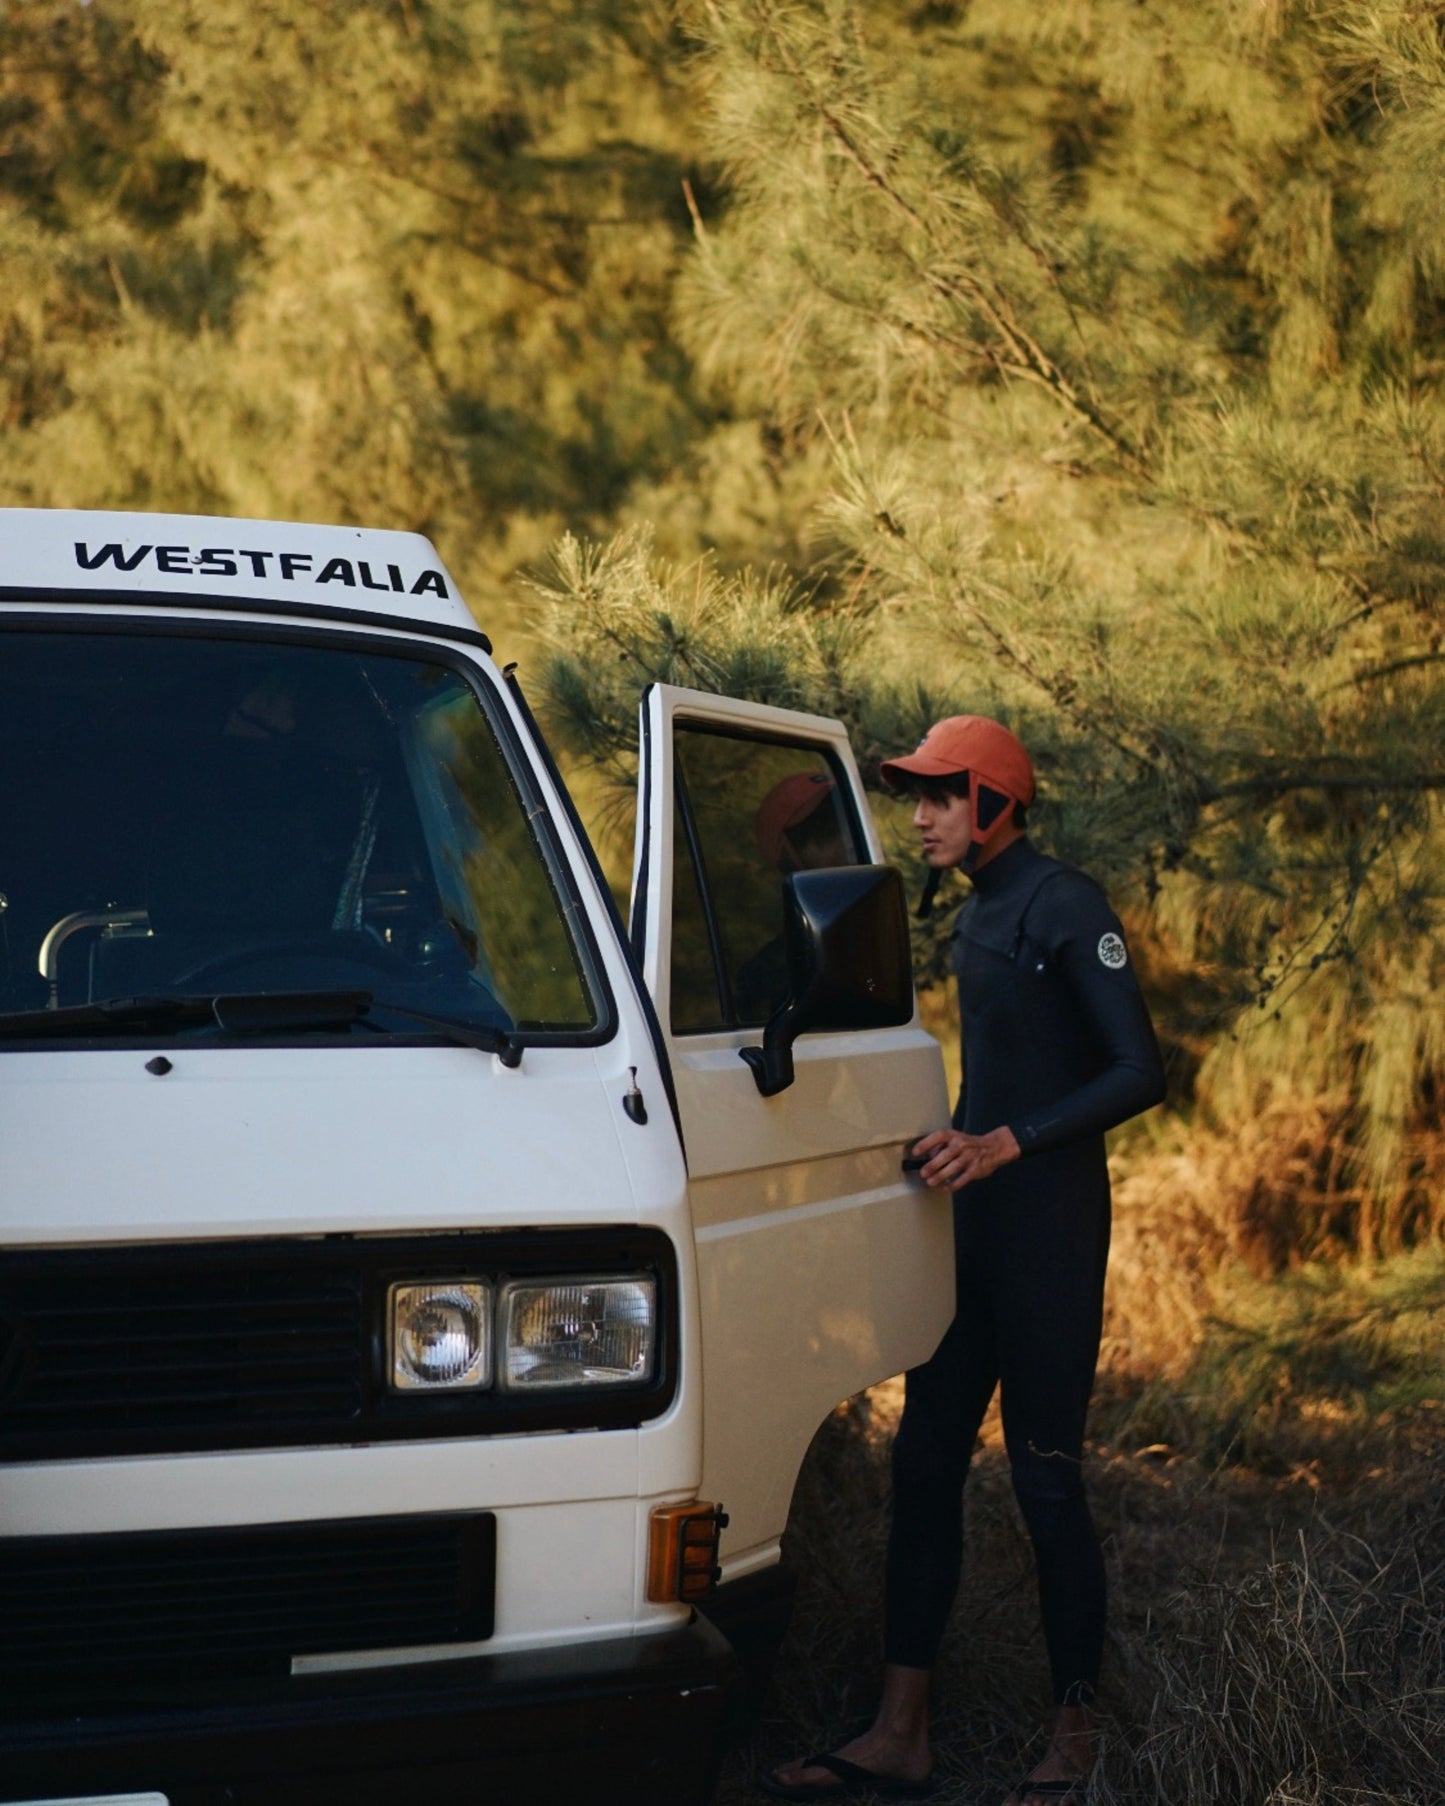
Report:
0,628,599,1042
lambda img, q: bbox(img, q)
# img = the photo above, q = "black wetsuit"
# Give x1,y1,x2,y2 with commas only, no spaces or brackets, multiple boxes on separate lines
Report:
884,838,1165,1702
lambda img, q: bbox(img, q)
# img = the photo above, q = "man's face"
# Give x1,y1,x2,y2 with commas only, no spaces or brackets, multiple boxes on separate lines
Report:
912,788,972,867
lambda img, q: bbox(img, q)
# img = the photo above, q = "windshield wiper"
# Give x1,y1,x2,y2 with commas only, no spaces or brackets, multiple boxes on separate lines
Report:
213,991,375,1033
365,1002,523,1066
0,991,374,1040
0,991,523,1062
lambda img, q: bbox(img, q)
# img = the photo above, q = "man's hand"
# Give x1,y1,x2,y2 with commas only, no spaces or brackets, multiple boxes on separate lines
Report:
909,1125,1021,1192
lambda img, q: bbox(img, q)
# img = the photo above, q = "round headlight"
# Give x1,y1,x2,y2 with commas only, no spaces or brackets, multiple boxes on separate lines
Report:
389,1281,491,1390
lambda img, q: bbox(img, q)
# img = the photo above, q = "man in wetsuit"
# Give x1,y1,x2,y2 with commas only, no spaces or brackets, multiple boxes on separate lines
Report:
762,716,1165,1805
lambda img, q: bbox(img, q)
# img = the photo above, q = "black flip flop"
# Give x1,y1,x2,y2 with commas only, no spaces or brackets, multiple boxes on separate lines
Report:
1003,1778,1089,1804
758,1751,937,1800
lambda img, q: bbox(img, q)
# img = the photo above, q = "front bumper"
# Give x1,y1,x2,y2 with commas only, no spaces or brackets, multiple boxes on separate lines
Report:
0,1615,741,1806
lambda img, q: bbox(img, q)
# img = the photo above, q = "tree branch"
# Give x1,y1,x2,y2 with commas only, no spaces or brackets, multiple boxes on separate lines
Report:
1212,770,1445,800
1331,651,1445,689
807,100,1151,476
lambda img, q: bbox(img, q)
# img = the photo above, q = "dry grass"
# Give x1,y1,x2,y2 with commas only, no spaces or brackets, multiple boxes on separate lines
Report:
1104,1113,1445,1384
714,1247,1444,1806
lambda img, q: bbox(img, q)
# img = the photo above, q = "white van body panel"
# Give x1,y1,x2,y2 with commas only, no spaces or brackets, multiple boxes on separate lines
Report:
1,1045,659,1243
0,1442,679,1659
632,684,955,1575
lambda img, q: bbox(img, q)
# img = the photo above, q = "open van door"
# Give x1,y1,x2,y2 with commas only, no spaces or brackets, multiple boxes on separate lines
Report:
631,685,955,1579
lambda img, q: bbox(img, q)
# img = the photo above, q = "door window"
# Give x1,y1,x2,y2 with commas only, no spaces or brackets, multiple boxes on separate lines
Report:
669,728,865,1034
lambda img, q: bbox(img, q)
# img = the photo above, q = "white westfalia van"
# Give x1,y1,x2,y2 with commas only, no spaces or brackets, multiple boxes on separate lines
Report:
0,511,953,1806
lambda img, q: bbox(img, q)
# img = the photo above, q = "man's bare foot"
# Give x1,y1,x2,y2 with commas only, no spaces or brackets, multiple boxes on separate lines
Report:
1002,1705,1096,1805
761,1664,934,1797
762,1721,933,1796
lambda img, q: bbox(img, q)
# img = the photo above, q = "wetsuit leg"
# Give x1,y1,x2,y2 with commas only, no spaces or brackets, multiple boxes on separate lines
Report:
882,1206,997,1668
992,1163,1111,1704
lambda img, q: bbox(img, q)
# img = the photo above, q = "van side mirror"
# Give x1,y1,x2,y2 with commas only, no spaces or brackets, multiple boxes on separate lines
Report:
740,865,914,1098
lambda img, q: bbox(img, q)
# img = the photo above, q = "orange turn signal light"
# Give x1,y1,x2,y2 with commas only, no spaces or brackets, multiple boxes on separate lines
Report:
647,1501,728,1603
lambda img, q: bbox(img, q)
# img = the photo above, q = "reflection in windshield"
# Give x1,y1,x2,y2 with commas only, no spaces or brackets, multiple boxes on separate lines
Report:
0,631,596,1040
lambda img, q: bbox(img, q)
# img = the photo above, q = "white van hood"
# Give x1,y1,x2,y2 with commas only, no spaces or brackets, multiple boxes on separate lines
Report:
0,1045,651,1245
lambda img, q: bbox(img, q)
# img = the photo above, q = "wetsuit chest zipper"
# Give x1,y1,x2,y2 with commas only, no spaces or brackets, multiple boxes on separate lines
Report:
1010,868,1071,972
955,862,1067,998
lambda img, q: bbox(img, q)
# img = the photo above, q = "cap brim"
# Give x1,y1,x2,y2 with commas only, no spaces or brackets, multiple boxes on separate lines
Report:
879,750,960,787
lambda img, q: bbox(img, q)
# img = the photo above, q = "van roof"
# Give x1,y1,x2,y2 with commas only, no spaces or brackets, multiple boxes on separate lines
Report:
0,509,484,645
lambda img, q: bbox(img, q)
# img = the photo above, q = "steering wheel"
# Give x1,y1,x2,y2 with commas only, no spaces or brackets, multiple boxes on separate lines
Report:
173,931,403,988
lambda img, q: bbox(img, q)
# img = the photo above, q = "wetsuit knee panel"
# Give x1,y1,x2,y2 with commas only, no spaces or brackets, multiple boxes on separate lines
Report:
1008,1443,1086,1507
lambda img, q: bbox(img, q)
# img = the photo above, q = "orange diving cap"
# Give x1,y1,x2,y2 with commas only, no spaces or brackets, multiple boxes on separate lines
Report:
879,715,1035,809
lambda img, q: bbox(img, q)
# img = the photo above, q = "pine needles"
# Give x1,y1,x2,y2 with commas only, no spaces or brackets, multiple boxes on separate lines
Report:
543,0,1445,1242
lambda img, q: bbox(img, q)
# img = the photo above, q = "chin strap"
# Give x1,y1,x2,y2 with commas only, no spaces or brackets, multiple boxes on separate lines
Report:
916,866,943,919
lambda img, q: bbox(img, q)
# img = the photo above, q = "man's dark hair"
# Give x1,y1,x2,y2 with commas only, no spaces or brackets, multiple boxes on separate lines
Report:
897,771,1027,830
900,773,970,804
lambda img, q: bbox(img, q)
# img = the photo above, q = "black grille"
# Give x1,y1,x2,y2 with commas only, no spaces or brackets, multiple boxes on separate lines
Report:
0,1243,363,1458
0,1229,677,1459
0,1512,494,1697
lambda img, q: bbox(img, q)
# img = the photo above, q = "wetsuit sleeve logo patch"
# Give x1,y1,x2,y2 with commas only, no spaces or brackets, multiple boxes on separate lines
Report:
1097,932,1128,969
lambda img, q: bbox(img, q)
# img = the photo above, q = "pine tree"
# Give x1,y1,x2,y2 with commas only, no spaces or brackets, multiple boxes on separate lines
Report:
539,0,1445,1252
0,0,708,614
